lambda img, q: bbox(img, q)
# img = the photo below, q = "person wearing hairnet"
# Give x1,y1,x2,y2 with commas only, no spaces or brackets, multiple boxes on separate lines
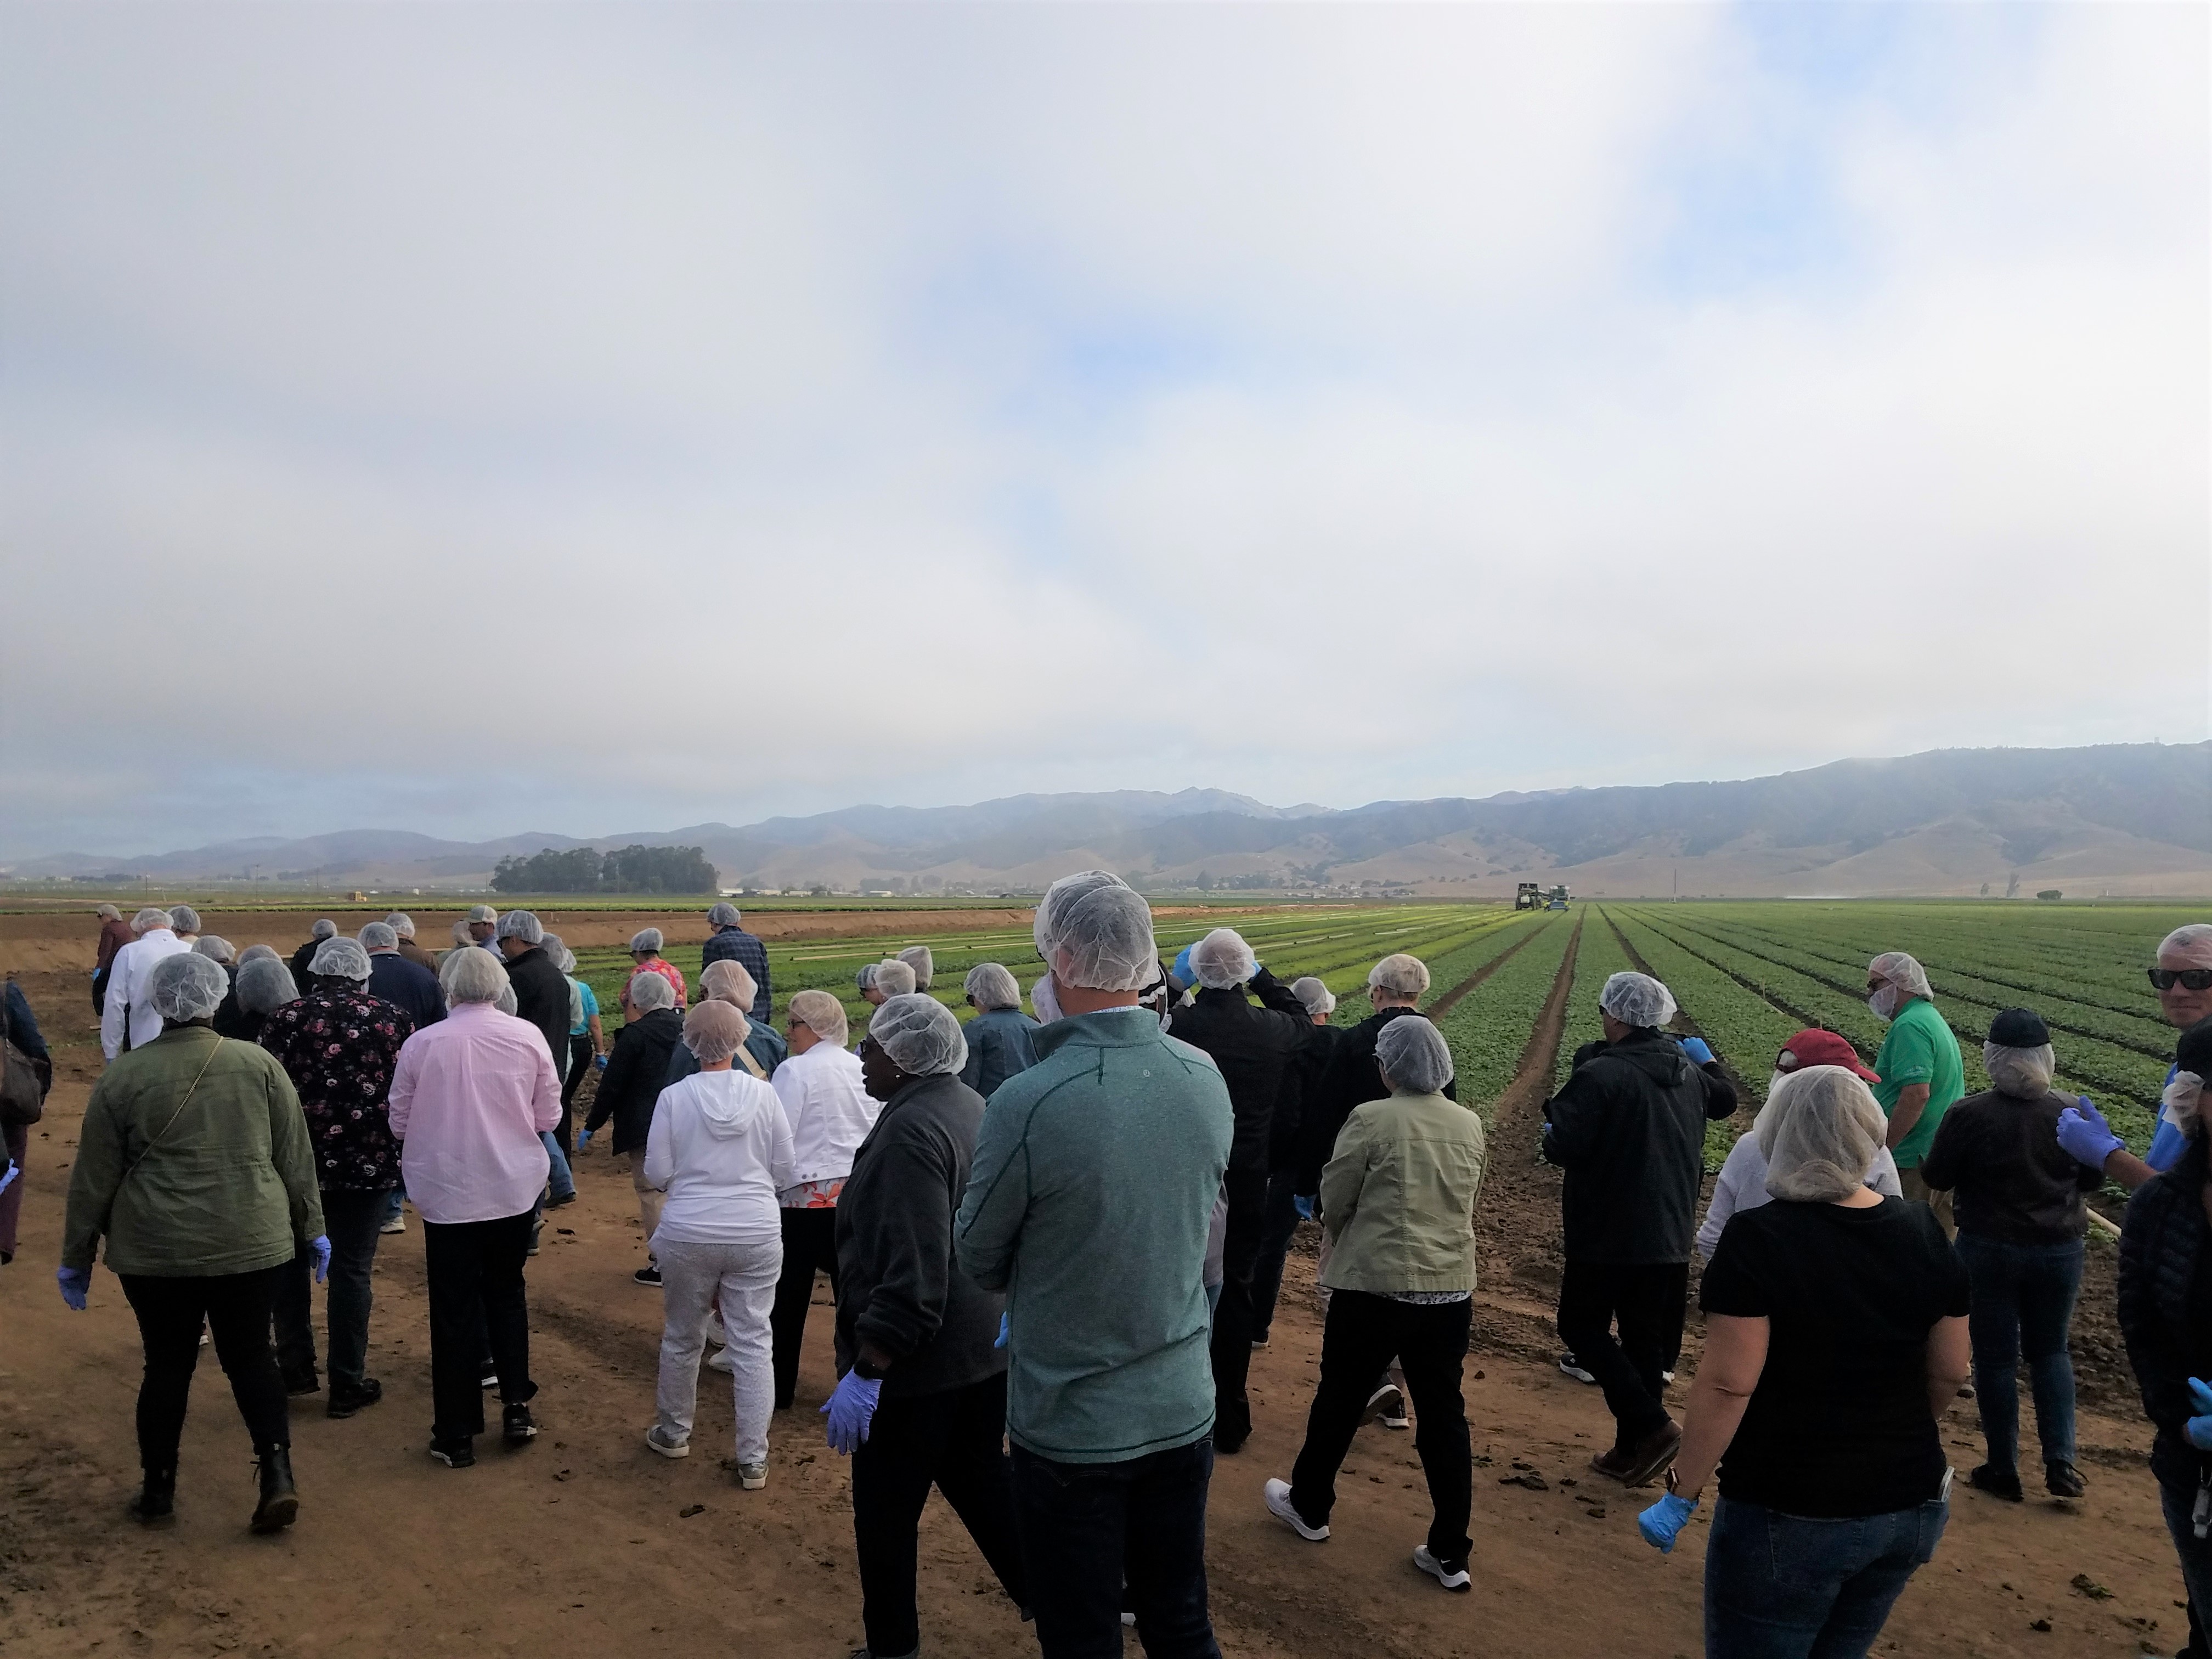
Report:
641,1001,793,1488
1918,1010,2103,1502
582,969,687,1286
257,937,416,1415
2059,923,2212,1192
0,975,52,1267
61,951,327,1532
382,912,439,973
100,907,191,1060
359,921,443,1032
165,905,199,945
767,989,879,1409
218,956,298,1045
289,918,339,989
1250,977,1346,1353
1165,927,1317,1454
958,963,1041,1100
896,945,934,992
1544,970,1736,1487
93,901,134,1014
1263,1018,1486,1594
1635,1066,1970,1657
625,928,687,1009
665,960,787,1088
832,996,1027,1657
1865,951,1966,1239
557,944,605,1149
956,872,1232,1659
496,914,579,1216
701,901,773,1021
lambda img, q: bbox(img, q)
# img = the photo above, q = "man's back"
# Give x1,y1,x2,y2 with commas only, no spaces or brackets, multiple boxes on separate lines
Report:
955,1006,1232,1464
1544,1030,1732,1265
1169,979,1308,1176
502,946,569,1068
368,952,444,1031
701,928,772,1021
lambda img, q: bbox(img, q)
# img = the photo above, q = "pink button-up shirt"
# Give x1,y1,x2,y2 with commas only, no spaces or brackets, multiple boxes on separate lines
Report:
388,1002,560,1224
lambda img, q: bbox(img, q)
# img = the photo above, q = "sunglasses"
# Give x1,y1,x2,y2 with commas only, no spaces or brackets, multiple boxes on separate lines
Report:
2149,968,2212,992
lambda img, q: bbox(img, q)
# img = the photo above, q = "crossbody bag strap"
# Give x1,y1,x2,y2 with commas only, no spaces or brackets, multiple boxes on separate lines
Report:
121,1036,224,1187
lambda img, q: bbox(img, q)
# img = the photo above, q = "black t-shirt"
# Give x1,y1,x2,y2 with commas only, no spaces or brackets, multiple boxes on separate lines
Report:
1701,1197,1970,1517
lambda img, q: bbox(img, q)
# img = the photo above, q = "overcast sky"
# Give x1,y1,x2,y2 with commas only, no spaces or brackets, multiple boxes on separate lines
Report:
3,3,2205,857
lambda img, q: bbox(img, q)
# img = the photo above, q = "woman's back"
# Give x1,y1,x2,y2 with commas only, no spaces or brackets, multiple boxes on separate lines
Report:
647,1070,793,1244
962,1007,1041,1099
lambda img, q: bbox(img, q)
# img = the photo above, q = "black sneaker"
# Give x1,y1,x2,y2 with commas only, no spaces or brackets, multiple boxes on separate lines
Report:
429,1436,475,1469
545,1190,578,1210
129,1468,177,1528
633,1263,662,1286
281,1367,321,1397
503,1403,539,1445
2045,1460,2086,1499
479,1362,500,1390
1969,1463,2023,1502
326,1378,383,1419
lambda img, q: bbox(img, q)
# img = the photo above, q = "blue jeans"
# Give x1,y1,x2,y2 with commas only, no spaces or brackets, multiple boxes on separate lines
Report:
1249,1171,1306,1341
539,1131,575,1204
1011,1438,1221,1659
1704,1494,1948,1658
2157,1475,2212,1659
1953,1234,2082,1471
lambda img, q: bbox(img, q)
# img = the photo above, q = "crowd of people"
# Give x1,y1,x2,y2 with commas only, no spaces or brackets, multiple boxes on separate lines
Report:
10,890,2212,1658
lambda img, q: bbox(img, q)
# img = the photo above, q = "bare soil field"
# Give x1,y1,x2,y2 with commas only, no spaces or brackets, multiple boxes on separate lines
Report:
0,958,2192,1659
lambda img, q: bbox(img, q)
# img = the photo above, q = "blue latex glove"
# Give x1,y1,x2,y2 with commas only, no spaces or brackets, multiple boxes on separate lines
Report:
0,1160,16,1196
592,1053,608,1071
575,1129,594,1153
1293,1194,1317,1222
995,1312,1009,1349
2187,1379,2212,1452
1171,943,1196,989
822,1369,883,1455
1638,1491,1698,1553
2057,1098,2122,1170
309,1234,332,1284
1678,1037,1715,1066
57,1266,90,1311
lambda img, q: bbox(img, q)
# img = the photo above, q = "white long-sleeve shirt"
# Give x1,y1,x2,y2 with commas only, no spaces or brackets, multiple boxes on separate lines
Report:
100,929,191,1059
769,1040,879,1193
643,1070,793,1246
1696,1131,1904,1259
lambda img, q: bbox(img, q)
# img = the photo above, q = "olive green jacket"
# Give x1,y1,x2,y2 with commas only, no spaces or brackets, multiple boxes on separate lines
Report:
1319,1088,1486,1295
63,1026,324,1277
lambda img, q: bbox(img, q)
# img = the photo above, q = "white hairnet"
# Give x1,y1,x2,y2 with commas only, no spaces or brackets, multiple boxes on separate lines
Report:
440,945,510,1007
856,963,879,994
700,958,757,1011
235,957,298,1014
1192,928,1257,990
496,910,544,944
873,960,918,998
787,988,848,1045
97,904,120,920
1757,1066,1888,1202
2165,1071,2205,1137
627,970,676,1013
1291,977,1336,1018
1868,951,1933,1001
2159,925,2212,968
1375,1017,1454,1093
1030,970,1064,1024
383,912,416,937
238,943,279,966
629,928,664,955
556,947,577,974
538,932,565,961
310,938,374,981
1600,970,1677,1029
965,962,1023,1011
466,904,498,923
1983,1041,2056,1099
495,985,518,1016
168,905,201,934
192,935,235,964
869,993,969,1077
132,907,172,931
707,902,743,928
147,951,228,1022
450,921,474,949
311,918,337,940
358,922,399,951
898,945,935,990
1034,871,1156,992
1368,953,1431,998
682,999,749,1064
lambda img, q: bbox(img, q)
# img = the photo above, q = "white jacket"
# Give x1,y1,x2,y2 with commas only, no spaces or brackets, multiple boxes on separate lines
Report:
770,1040,879,1192
1696,1131,1903,1259
644,1069,793,1246
100,929,191,1060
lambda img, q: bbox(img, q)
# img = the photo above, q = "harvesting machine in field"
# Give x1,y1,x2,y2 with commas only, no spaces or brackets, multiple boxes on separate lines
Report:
1515,883,1544,911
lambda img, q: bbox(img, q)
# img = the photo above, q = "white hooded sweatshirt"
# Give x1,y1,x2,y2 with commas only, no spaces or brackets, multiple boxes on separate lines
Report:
643,1069,794,1247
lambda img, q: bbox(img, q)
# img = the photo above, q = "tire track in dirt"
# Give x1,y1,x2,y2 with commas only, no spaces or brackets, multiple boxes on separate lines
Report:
1424,913,1553,1019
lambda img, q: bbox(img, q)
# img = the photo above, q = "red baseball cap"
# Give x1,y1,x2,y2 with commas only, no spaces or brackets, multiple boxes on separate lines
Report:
1775,1028,1880,1083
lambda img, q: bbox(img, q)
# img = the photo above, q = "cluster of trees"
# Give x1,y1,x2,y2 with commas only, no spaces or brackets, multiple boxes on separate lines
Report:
490,844,719,894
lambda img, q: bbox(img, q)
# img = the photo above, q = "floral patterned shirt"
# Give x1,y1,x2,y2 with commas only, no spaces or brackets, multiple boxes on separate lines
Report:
259,989,415,1192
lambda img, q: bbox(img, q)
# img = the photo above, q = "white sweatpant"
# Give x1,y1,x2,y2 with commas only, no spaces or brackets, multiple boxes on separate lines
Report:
652,1234,782,1465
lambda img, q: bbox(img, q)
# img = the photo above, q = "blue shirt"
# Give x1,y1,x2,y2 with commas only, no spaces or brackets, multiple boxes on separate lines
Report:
2149,1064,2187,1172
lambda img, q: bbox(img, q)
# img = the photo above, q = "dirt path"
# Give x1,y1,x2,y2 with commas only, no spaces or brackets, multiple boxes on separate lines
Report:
0,961,2191,1659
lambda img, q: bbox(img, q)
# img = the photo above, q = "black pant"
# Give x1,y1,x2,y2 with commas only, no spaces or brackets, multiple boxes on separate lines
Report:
422,1210,537,1440
92,966,110,1015
559,1034,593,1151
771,1207,840,1409
273,1188,386,1390
1011,1438,1220,1659
1206,1167,1271,1448
852,1371,1028,1656
1288,1289,1473,1566
1249,1170,1306,1341
1556,1259,1686,1448
119,1266,291,1471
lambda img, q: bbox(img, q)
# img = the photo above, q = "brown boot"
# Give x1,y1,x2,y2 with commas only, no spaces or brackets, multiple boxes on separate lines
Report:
1615,1419,1683,1488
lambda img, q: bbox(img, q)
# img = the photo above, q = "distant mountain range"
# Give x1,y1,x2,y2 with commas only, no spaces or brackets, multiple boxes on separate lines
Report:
9,745,2210,899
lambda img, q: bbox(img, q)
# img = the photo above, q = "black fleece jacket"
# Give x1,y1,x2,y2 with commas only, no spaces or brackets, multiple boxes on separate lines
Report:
501,945,572,1072
1168,967,1314,1179
586,1006,684,1154
1295,1007,1455,1195
2119,1130,2212,1492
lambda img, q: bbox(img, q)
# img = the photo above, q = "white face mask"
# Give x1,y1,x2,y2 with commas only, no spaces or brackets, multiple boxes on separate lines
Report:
2164,1070,2204,1137
1867,985,1903,1022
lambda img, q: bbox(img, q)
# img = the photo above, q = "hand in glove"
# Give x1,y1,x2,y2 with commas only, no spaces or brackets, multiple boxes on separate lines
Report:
1171,944,1196,989
2187,1378,2212,1452
57,1266,90,1312
1678,1037,1715,1066
994,1312,1009,1349
822,1369,883,1455
575,1129,594,1154
309,1234,332,1284
0,1159,16,1197
1293,1194,1317,1222
2056,1098,2122,1170
1638,1491,1699,1553
593,1053,608,1071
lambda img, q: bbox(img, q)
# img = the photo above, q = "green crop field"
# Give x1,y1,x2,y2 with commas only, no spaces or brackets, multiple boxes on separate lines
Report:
572,897,2203,1178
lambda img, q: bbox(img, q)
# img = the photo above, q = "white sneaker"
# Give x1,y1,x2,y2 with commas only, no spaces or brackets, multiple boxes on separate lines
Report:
1414,1544,1471,1593
1262,1477,1329,1542
1368,1383,1410,1430
736,1460,767,1490
645,1426,689,1460
706,1346,736,1374
379,1215,406,1235
704,1312,727,1348
1558,1352,1596,1385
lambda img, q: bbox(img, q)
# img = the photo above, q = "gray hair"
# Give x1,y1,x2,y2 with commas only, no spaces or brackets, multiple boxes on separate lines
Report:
97,904,121,921
235,957,298,1014
627,970,676,1013
440,944,510,1007
1375,1016,1454,1094
2159,925,2212,968
310,938,374,982
358,922,399,952
147,952,228,1022
1757,1066,1888,1202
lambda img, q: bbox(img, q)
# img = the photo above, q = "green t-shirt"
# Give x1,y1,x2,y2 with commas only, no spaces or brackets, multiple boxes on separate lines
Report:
1873,997,1966,1169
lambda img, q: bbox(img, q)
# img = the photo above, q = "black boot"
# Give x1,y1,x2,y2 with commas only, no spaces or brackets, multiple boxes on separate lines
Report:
250,1445,299,1533
129,1466,176,1528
